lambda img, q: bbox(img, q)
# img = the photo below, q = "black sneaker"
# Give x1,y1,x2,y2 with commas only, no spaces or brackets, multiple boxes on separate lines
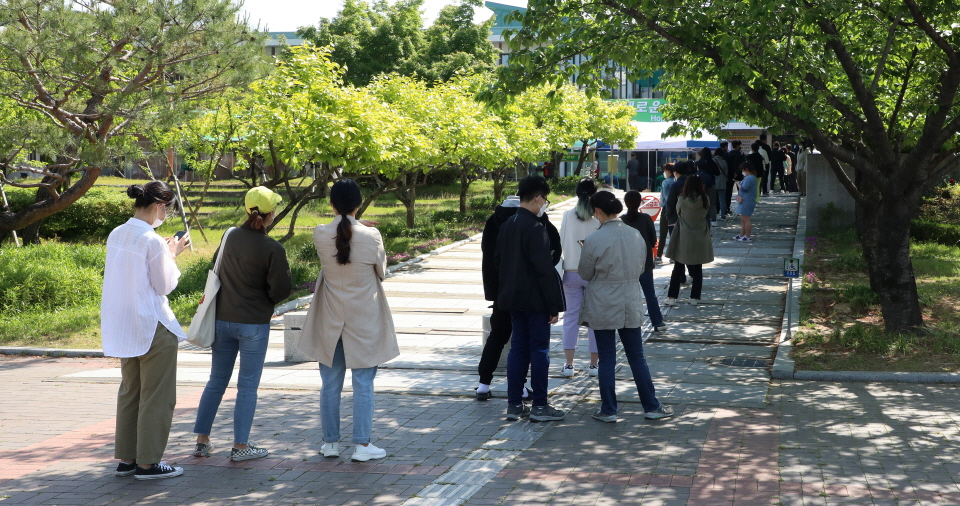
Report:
115,461,137,477
506,403,530,421
230,443,269,462
530,404,566,422
134,462,183,481
475,387,491,401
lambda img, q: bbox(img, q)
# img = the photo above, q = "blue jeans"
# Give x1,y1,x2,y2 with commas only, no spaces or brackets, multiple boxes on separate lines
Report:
594,327,661,415
639,270,664,327
320,339,378,445
508,310,551,407
193,320,270,445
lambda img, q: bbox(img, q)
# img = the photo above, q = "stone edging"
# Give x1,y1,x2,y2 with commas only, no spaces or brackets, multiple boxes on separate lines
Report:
769,197,960,384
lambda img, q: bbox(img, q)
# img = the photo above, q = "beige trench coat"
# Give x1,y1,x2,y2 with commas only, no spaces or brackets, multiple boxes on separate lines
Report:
664,195,715,266
297,215,399,369
576,219,646,330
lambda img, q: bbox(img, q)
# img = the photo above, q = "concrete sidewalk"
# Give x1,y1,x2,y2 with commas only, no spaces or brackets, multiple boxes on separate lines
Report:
7,192,960,505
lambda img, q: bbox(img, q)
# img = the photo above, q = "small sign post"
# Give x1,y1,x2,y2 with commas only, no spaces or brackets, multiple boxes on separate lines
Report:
783,258,800,341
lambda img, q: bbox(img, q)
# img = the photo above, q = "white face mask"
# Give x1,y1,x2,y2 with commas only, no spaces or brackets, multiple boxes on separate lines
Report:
537,202,548,217
151,203,167,228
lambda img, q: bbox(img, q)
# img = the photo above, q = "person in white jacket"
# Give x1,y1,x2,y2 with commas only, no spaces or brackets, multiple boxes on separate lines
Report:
558,179,600,377
101,181,190,480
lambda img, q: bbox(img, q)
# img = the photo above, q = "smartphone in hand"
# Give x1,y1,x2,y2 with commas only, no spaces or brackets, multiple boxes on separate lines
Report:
175,230,187,240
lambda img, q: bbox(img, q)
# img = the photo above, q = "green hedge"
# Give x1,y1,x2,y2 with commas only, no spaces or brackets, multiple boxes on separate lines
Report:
912,220,960,247
6,187,131,241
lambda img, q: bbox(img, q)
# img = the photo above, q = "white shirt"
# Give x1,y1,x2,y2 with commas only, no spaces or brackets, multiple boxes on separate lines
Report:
101,218,186,357
560,208,600,271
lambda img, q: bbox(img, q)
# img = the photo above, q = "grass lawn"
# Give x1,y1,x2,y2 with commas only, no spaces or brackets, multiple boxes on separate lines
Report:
791,229,960,372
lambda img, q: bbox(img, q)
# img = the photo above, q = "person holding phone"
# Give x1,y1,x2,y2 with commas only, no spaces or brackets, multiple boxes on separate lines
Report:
102,181,191,480
193,186,292,462
559,179,600,378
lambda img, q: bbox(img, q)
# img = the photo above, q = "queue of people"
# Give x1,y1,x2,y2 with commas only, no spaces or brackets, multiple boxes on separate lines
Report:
102,166,783,480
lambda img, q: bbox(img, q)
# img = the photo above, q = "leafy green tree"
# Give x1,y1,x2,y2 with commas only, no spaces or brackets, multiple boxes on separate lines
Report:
297,0,425,87
570,96,637,176
0,0,268,243
241,44,407,241
400,1,499,83
492,0,960,334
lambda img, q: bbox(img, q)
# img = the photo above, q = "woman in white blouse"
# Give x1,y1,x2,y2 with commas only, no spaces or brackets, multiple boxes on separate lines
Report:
101,182,190,481
558,178,600,377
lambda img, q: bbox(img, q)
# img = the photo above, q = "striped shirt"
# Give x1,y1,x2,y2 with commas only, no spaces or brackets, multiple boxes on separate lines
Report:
100,218,186,357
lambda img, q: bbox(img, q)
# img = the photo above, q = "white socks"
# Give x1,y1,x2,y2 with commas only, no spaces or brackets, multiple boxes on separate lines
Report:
476,383,490,394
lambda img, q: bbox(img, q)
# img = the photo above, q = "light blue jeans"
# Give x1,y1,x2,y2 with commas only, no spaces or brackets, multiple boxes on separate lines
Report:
193,320,270,445
320,339,378,444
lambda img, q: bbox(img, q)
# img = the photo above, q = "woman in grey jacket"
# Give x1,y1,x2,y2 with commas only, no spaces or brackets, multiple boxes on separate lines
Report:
578,191,674,423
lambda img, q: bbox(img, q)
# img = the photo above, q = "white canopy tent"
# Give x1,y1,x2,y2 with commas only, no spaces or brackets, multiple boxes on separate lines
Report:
630,121,721,150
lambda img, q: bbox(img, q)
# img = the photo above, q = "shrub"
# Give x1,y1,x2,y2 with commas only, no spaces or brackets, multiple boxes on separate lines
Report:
430,209,489,224
469,196,498,211
5,187,131,241
911,219,960,247
0,243,105,312
551,176,588,196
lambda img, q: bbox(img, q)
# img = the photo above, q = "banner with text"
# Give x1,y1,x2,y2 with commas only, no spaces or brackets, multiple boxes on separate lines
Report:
610,99,667,122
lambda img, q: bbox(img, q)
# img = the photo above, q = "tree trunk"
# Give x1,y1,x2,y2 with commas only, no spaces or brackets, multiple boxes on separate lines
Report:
574,142,590,177
277,195,313,244
856,193,924,334
550,151,562,182
494,167,511,203
459,168,471,213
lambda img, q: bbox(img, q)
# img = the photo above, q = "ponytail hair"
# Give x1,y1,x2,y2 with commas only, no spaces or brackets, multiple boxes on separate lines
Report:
244,207,267,233
574,178,597,221
623,190,642,220
330,179,363,265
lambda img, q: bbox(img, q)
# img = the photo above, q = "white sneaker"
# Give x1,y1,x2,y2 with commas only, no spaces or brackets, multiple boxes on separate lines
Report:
352,443,386,462
663,298,678,306
688,298,699,306
587,365,598,377
320,442,339,458
560,364,575,377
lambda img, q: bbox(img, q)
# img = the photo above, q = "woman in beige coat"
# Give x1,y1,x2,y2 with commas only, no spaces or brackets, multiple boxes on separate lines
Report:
664,175,715,306
298,179,399,462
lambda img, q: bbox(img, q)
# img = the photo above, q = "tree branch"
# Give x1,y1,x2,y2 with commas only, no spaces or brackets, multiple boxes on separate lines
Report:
822,154,867,204
903,0,957,61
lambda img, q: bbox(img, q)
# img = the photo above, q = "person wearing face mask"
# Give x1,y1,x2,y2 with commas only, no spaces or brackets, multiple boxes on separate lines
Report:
578,191,673,423
101,181,191,480
193,187,292,462
494,176,567,422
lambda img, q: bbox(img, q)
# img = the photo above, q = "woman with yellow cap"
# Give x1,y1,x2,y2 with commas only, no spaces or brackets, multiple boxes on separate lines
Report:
193,186,293,462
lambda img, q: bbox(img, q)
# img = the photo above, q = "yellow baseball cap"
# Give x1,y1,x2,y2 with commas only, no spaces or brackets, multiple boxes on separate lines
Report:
245,186,282,214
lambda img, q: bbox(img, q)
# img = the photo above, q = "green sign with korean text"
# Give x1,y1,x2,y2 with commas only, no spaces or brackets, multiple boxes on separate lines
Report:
609,99,667,122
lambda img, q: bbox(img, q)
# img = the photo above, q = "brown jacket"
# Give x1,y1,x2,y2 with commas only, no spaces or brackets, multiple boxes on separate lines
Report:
298,215,399,369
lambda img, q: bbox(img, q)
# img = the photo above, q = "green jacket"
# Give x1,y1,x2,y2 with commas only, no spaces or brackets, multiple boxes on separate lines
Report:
664,195,715,265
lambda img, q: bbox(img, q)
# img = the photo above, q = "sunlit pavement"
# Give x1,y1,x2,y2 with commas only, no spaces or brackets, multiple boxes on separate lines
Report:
4,192,958,505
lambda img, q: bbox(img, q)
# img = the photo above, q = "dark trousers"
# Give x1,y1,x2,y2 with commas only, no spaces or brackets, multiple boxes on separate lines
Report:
773,167,786,191
639,269,664,327
478,301,511,385
785,172,798,192
668,262,703,299
508,310,551,407
723,184,734,214
595,327,660,414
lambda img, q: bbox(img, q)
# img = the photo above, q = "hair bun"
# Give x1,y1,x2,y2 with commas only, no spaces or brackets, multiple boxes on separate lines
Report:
126,185,144,199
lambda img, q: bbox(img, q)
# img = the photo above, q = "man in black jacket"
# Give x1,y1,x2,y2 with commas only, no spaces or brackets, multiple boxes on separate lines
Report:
477,195,561,401
770,142,787,192
494,176,566,422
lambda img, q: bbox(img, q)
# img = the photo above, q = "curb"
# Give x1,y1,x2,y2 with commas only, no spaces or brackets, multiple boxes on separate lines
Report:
770,196,804,380
0,347,104,358
791,370,960,383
